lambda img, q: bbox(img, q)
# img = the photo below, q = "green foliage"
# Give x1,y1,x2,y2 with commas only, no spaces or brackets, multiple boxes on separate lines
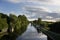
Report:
32,18,48,27
0,13,8,30
0,13,29,40
9,14,17,24
14,15,29,35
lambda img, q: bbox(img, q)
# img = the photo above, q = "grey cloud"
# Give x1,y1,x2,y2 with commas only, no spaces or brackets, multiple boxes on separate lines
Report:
37,0,50,2
5,0,50,3
23,6,60,21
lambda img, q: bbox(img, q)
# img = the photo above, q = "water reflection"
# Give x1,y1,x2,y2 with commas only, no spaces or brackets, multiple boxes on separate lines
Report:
0,23,28,40
16,23,47,40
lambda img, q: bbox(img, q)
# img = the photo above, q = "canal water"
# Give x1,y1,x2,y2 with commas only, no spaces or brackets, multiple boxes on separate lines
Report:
16,23,47,40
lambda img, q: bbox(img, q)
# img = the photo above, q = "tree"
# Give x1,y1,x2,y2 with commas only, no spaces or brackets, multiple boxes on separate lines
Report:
0,13,29,40
0,13,8,32
7,14,17,33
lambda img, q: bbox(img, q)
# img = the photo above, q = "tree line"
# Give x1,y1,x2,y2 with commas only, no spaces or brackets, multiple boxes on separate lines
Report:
0,13,29,40
32,18,60,40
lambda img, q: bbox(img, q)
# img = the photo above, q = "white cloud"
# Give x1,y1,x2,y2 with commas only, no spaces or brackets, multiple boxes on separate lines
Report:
6,0,49,3
38,0,60,6
22,5,60,21
4,0,60,21
53,9,60,13
28,18,37,21
9,11,19,16
23,6,52,13
42,19,56,22
5,0,60,6
22,6,52,20
51,0,60,5
46,16,53,19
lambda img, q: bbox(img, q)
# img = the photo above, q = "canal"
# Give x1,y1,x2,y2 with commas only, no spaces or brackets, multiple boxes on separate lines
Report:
16,23,47,40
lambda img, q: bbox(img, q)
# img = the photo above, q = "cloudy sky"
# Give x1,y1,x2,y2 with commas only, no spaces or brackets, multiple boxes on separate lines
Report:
0,0,60,21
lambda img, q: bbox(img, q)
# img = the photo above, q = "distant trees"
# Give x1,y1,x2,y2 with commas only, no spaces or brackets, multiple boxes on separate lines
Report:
32,18,46,33
32,18,48,27
32,18,42,25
